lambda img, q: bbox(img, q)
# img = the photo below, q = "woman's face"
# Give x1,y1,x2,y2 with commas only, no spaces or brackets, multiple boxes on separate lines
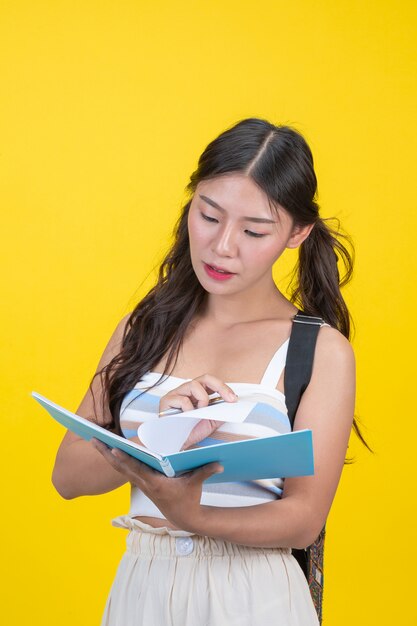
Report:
187,173,309,298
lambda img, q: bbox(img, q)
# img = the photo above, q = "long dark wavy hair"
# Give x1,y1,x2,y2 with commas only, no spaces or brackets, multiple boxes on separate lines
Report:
91,117,368,448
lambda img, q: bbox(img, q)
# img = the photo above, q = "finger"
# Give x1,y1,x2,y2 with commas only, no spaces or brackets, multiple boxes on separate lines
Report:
194,375,237,403
188,462,224,483
91,437,115,459
159,381,210,411
91,438,130,468
159,393,195,414
91,438,155,482
159,377,237,414
181,419,225,450
185,380,211,408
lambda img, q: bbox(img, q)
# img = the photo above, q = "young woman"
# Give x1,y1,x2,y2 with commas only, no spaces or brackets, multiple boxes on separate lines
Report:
52,118,356,626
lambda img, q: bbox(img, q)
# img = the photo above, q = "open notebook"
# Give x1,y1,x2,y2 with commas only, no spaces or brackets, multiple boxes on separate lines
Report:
32,391,314,483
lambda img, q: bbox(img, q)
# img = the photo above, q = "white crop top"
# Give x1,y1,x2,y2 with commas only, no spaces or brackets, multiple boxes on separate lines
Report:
119,336,296,520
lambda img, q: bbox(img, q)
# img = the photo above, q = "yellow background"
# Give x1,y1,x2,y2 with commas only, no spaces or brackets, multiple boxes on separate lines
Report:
1,1,416,624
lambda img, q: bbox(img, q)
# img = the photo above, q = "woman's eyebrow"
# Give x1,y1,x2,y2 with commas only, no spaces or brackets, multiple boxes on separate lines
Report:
198,194,277,224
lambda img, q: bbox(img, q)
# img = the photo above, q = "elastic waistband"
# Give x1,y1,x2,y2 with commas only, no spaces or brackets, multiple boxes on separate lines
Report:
112,515,291,558
112,515,194,537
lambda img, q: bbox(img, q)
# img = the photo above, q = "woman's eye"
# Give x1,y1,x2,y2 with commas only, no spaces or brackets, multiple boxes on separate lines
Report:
200,212,265,237
201,212,218,223
245,230,266,238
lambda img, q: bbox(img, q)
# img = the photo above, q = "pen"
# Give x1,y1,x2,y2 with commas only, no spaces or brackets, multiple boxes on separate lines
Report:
158,395,227,417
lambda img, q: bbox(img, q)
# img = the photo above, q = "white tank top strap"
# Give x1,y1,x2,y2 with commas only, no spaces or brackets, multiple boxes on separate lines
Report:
260,338,290,389
260,321,330,389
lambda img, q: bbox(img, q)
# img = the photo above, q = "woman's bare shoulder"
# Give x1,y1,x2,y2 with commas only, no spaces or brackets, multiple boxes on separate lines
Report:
298,323,356,423
314,324,355,369
74,312,132,424
96,312,132,368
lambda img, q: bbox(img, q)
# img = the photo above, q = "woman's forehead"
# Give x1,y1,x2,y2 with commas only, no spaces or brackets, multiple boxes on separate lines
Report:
196,175,270,212
194,174,289,222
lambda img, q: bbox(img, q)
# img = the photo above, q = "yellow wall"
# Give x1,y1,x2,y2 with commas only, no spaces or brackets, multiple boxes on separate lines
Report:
1,1,416,623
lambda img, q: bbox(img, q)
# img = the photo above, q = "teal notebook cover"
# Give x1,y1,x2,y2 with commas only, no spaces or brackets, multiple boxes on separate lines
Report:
32,391,314,483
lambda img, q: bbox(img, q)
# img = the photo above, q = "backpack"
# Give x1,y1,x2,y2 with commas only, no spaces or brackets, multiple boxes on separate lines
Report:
284,311,326,624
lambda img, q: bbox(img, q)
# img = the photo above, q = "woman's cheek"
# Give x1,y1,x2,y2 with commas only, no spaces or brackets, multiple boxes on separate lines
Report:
188,215,212,251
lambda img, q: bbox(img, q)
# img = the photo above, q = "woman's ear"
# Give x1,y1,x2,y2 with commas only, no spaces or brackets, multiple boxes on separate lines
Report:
286,223,315,249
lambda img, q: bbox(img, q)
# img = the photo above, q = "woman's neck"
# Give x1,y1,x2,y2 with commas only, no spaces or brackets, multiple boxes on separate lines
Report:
202,283,297,327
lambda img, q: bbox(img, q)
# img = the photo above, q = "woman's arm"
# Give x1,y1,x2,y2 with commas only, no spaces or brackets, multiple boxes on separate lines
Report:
52,314,131,499
192,326,355,548
93,326,355,548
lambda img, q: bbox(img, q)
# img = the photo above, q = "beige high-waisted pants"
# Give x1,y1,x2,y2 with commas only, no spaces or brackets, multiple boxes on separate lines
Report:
101,516,320,626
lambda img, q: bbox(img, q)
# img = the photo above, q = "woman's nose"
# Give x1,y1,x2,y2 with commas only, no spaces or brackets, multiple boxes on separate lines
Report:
211,224,238,257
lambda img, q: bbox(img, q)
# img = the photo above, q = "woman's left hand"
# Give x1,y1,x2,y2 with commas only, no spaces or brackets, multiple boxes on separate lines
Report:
91,438,223,530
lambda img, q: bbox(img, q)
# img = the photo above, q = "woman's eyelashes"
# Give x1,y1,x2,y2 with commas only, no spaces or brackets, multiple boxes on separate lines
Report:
200,212,266,238
244,229,266,238
201,212,218,224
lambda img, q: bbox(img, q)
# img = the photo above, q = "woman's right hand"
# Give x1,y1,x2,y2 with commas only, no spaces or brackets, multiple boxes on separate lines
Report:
158,374,238,449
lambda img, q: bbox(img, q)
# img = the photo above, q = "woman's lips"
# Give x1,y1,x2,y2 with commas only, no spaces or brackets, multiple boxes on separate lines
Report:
203,263,236,281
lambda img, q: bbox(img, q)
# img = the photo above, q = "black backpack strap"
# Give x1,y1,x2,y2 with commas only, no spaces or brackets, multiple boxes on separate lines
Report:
284,310,326,624
284,311,324,428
